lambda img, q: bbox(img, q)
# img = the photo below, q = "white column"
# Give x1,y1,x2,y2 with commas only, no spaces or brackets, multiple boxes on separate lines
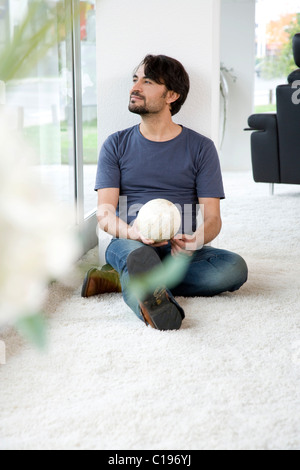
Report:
96,0,221,148
220,0,256,171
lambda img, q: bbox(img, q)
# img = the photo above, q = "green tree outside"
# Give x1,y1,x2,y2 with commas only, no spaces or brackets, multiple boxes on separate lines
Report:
261,13,300,79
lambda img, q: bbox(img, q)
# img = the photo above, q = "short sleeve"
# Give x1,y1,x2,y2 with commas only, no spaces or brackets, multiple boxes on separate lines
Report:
196,139,225,199
94,134,121,191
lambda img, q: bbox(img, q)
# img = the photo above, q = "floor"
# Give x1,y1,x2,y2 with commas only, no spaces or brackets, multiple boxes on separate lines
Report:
0,171,299,450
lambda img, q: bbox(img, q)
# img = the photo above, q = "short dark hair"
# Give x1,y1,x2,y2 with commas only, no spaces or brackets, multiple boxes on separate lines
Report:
138,54,190,116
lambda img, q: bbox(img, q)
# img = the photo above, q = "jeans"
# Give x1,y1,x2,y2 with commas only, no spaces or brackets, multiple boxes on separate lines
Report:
105,239,248,321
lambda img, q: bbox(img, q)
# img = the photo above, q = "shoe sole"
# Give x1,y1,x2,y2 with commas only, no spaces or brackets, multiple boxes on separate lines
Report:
141,294,182,330
127,246,183,330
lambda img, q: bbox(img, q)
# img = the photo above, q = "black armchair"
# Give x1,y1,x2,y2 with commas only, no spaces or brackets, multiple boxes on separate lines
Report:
246,33,300,193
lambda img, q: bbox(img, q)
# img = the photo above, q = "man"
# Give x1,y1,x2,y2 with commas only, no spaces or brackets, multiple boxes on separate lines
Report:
82,54,248,331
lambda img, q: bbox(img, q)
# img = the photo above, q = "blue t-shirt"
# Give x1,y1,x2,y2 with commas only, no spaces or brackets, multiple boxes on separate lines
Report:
95,125,225,233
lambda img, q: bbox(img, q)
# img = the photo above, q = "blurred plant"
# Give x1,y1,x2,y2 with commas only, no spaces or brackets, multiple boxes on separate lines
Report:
0,1,68,82
0,0,81,348
128,252,191,305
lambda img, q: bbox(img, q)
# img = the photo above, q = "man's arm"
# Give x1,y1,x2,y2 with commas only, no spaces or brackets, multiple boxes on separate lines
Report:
97,188,168,246
170,197,222,255
97,188,129,239
196,197,222,246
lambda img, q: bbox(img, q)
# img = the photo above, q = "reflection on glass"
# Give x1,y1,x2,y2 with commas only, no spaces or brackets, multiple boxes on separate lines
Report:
80,0,98,216
2,0,75,209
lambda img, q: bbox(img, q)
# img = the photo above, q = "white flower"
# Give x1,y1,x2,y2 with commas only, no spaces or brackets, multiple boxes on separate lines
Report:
0,110,81,325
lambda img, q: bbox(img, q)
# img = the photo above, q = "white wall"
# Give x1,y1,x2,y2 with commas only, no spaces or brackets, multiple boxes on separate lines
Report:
220,0,256,171
96,0,221,149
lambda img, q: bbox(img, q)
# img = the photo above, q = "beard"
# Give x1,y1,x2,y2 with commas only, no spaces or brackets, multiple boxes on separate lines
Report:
128,90,168,115
128,96,149,115
128,103,150,115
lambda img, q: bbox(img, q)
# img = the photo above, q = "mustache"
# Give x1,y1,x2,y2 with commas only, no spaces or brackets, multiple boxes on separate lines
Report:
130,92,144,99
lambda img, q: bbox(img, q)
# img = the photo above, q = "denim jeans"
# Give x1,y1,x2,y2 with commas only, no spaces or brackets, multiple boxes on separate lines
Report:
105,239,248,322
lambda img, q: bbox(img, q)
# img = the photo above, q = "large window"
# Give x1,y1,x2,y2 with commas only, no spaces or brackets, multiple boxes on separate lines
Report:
254,0,300,113
1,0,98,249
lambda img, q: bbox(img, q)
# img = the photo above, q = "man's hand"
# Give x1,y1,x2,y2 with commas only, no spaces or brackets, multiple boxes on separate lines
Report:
170,233,200,256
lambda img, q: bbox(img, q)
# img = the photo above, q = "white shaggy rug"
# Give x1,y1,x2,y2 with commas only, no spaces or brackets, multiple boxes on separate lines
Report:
0,172,300,450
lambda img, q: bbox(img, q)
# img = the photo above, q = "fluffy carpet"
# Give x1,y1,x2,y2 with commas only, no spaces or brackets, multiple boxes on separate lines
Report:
0,172,299,450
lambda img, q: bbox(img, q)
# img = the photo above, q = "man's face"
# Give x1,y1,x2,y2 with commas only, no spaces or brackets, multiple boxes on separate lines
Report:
128,64,169,115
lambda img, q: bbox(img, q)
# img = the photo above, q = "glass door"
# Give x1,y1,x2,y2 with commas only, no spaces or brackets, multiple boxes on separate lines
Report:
79,0,98,217
71,0,98,251
1,0,98,253
3,0,76,207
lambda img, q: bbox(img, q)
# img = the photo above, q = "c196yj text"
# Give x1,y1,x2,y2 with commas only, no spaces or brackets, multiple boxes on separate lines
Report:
108,454,191,467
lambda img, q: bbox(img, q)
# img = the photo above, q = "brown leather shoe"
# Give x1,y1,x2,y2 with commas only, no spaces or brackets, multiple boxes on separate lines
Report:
81,265,121,298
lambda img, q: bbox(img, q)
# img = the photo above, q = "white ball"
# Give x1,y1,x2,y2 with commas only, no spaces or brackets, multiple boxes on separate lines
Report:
136,199,181,242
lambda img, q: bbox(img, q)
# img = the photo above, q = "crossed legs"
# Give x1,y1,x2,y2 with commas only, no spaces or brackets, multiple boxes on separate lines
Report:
105,239,248,322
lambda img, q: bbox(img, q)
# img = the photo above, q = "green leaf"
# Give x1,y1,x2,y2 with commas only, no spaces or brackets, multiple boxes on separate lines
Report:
128,252,191,302
16,313,47,350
